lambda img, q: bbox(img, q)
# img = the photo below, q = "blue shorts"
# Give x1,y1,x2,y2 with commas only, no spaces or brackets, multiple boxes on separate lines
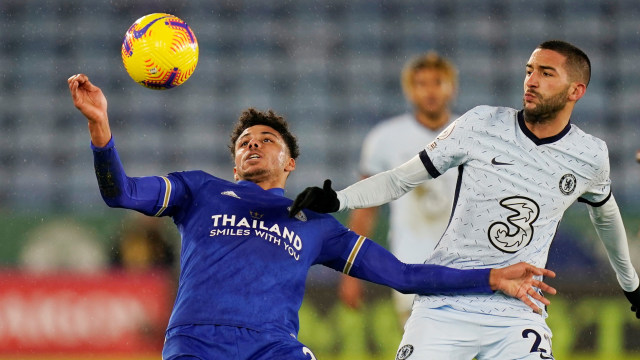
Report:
162,324,318,360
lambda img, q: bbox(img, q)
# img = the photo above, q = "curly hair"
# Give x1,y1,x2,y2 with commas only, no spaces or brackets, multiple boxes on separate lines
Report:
228,108,300,160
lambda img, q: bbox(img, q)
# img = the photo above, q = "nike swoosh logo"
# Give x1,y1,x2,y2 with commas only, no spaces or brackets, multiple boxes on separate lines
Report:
131,15,171,39
491,157,513,166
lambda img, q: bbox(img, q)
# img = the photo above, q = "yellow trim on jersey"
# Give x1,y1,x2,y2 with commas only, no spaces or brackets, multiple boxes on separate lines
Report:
343,236,366,275
154,176,171,217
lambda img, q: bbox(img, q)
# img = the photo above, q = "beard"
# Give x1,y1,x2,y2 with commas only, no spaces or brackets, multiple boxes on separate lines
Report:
522,86,569,124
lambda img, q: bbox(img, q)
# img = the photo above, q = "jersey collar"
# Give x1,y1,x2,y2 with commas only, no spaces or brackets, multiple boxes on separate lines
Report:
237,180,285,197
517,110,572,145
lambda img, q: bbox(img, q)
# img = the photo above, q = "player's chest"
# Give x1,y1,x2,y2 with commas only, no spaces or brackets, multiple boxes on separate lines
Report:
185,193,318,264
465,139,596,207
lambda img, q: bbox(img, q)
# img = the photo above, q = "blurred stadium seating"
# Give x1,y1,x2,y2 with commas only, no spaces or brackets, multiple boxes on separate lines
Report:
0,0,638,211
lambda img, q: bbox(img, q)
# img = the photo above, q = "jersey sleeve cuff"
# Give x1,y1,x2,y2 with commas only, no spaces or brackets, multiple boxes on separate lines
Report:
90,136,115,152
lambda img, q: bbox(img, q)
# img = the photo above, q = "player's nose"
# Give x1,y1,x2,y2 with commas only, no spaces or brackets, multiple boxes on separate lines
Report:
247,138,260,148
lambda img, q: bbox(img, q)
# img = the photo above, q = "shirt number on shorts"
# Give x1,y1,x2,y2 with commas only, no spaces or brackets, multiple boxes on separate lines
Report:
522,328,553,359
302,346,317,360
487,196,540,253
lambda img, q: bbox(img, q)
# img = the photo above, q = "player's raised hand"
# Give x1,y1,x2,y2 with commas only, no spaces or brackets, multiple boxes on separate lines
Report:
68,74,111,147
289,179,339,217
68,74,108,124
489,262,557,314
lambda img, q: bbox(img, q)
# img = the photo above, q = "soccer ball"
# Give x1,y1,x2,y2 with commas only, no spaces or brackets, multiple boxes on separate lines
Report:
121,13,198,90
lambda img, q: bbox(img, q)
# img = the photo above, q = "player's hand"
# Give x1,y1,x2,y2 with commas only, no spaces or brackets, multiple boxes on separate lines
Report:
623,286,640,319
489,262,557,314
339,275,363,309
288,179,339,217
67,74,108,124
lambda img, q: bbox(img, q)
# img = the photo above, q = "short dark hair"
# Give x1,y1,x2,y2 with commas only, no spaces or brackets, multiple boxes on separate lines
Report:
537,40,591,87
229,108,300,160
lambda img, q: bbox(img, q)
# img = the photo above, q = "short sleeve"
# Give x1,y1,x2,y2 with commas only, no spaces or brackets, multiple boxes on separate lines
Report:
578,143,612,207
420,110,474,178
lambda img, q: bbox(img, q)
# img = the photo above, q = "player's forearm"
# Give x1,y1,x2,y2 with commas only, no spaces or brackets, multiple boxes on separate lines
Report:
337,155,430,211
87,116,112,148
349,239,492,295
588,195,640,292
92,138,165,215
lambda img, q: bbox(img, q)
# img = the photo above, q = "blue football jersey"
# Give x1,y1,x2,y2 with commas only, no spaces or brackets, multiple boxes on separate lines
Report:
159,170,363,335
91,137,494,339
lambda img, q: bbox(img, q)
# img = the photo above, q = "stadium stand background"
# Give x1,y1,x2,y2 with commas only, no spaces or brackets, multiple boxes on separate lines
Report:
1,1,640,359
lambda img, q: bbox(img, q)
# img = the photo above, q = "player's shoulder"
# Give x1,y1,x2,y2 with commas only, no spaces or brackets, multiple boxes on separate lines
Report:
455,106,517,131
568,123,609,154
168,170,228,188
460,105,517,121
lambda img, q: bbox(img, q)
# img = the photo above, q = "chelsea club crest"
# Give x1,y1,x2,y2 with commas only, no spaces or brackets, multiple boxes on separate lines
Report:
559,173,576,195
396,344,414,359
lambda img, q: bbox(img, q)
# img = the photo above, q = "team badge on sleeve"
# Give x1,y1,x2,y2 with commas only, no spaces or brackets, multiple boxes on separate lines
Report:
396,344,414,359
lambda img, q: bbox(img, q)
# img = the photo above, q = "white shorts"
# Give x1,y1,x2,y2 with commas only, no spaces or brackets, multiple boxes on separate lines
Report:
391,290,416,315
395,306,554,360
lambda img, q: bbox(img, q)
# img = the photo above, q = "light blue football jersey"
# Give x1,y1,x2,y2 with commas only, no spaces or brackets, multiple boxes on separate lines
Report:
415,105,611,318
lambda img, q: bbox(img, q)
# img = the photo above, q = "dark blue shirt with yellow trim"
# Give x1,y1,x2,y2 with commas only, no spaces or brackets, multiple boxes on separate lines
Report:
91,137,492,338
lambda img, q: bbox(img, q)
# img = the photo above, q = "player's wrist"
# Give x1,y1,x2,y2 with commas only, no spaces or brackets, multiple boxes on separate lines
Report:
488,268,499,291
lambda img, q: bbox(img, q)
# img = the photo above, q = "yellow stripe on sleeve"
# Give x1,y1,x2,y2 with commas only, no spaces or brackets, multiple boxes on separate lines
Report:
154,176,172,217
343,236,366,275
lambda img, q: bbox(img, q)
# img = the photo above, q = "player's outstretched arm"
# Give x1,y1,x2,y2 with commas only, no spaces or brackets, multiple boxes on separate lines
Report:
67,74,112,147
343,239,556,313
289,154,430,217
489,262,557,314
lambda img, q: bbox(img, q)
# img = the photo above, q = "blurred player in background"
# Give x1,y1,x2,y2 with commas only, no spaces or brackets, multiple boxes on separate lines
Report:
68,74,556,360
290,40,640,359
339,52,459,325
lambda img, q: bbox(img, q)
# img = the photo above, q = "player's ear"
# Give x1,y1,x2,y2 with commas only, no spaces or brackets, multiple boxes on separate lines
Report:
284,158,296,173
233,167,240,181
568,82,586,102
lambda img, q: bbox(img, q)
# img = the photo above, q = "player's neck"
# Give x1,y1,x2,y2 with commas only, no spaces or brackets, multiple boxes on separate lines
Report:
415,109,450,131
254,178,287,191
523,106,573,139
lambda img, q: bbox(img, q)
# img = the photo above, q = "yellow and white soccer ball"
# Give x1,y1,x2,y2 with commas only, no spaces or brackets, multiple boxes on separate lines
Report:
121,13,198,90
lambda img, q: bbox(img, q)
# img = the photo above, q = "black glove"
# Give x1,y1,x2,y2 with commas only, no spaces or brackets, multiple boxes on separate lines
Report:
289,179,339,217
624,286,640,319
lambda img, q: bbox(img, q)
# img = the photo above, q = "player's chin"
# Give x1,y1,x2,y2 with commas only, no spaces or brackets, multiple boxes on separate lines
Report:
238,168,269,182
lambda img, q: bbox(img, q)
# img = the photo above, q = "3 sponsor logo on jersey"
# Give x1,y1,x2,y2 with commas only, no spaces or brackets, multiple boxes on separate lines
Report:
209,212,303,260
487,196,540,253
